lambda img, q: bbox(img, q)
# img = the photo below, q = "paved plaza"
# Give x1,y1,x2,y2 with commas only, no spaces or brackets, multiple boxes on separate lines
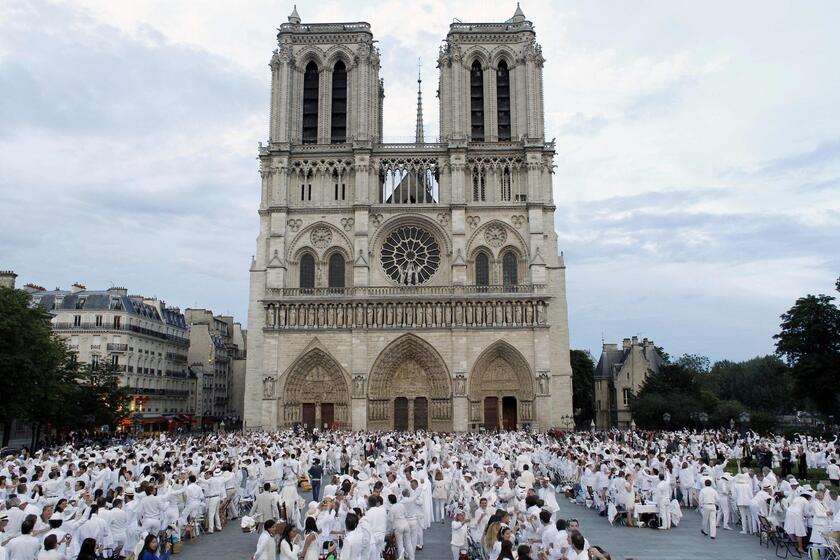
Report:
177,490,777,560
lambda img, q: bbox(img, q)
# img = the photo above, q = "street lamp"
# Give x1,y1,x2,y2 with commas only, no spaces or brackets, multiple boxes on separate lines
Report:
662,412,671,430
630,419,636,432
590,419,596,434
698,412,708,430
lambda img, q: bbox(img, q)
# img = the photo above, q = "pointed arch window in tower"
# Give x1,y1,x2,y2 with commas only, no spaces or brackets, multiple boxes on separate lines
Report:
472,167,486,202
328,253,345,289
300,253,315,289
475,252,490,287
502,251,518,288
470,60,485,141
302,62,319,144
331,61,347,143
497,60,511,141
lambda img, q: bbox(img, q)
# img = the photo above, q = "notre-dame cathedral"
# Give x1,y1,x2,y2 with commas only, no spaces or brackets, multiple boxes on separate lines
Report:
244,5,573,432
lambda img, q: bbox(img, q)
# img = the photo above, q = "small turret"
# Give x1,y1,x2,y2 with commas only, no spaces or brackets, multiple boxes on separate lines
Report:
288,5,301,24
511,3,526,23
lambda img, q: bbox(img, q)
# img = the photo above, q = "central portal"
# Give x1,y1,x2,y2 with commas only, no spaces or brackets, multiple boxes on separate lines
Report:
367,334,453,431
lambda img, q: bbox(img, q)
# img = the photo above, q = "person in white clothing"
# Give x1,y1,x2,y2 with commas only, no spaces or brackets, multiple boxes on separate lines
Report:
387,494,411,560
252,519,278,560
450,511,468,560
278,524,301,560
699,479,718,539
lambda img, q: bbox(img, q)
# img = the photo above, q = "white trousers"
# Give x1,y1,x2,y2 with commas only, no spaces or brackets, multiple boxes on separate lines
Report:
718,497,730,528
738,505,752,533
451,544,462,560
702,505,717,538
658,500,671,529
180,500,202,527
396,524,413,560
207,496,221,533
408,517,421,553
142,518,161,536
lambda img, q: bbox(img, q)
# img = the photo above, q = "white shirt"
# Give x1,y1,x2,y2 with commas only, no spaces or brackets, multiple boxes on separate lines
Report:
5,534,40,560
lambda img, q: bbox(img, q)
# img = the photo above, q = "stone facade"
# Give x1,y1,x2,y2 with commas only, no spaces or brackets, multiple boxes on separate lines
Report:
185,309,246,427
244,6,573,432
593,337,664,429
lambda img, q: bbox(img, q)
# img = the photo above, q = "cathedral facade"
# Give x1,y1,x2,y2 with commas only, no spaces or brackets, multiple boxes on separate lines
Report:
243,6,573,432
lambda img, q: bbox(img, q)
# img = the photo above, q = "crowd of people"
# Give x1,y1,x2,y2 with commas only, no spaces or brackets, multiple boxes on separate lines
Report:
0,426,837,560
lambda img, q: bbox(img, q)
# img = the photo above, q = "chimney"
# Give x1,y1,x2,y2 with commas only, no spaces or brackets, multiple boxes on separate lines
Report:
23,283,46,293
0,270,17,289
602,343,618,352
622,338,631,350
631,336,638,346
643,338,654,349
70,282,86,294
108,286,128,297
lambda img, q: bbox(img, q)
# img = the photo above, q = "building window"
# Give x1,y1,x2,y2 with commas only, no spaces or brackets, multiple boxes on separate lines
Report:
502,251,518,287
475,253,490,286
470,60,484,141
299,253,315,289
331,61,347,143
496,60,511,141
623,388,631,405
74,315,81,327
302,61,319,143
95,315,103,327
112,355,119,366
328,253,345,288
500,167,512,201
91,355,100,367
472,168,486,202
113,316,121,329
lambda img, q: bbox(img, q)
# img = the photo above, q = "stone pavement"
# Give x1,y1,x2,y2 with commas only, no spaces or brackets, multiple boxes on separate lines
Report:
176,491,778,560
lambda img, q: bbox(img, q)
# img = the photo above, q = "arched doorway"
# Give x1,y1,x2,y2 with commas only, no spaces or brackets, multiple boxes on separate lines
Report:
469,341,535,431
280,346,350,430
367,334,453,431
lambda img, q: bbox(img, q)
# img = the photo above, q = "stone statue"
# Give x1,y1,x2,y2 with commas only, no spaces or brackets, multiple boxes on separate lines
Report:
454,375,466,396
263,377,276,399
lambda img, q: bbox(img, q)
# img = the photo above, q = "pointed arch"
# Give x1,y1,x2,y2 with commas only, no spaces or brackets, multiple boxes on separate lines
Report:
302,61,319,144
468,340,535,429
280,343,351,428
367,334,453,431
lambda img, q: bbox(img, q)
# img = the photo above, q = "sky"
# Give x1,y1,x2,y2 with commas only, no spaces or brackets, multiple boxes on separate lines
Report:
1,0,838,363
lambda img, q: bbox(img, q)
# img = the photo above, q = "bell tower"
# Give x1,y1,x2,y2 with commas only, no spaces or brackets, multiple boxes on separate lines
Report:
437,3,545,143
268,7,383,146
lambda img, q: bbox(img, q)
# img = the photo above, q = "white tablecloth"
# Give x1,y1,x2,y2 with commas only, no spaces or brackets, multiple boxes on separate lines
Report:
633,504,659,518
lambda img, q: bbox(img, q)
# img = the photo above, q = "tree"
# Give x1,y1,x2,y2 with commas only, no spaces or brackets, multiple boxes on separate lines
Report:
74,361,131,429
774,294,840,415
708,356,796,414
570,350,595,427
630,358,707,429
0,287,77,446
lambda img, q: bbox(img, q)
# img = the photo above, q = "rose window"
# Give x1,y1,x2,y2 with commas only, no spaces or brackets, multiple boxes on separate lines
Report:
381,226,441,285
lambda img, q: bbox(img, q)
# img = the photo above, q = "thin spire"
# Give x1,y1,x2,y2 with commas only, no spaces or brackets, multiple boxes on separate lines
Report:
415,58,424,144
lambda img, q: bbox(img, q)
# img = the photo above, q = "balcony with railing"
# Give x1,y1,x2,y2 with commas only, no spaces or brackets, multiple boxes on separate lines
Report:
107,343,128,352
166,352,188,363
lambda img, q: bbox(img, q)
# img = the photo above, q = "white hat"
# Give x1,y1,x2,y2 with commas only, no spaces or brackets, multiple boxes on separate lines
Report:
213,468,222,476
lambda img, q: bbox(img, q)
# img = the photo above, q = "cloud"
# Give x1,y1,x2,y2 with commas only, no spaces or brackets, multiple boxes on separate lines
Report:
1,0,839,364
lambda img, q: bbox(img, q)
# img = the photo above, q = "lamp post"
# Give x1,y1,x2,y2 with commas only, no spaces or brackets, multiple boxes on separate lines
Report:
590,419,596,434
630,419,636,432
662,412,671,430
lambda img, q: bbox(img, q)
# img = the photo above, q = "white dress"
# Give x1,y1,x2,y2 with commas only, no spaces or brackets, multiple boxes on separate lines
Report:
302,531,322,560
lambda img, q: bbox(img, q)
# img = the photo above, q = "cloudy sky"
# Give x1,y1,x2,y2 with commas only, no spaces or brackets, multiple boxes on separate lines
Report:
1,1,838,362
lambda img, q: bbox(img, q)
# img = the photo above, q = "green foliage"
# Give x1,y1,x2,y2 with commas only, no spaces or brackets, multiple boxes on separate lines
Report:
708,356,796,414
570,349,595,427
774,294,840,415
630,352,796,431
